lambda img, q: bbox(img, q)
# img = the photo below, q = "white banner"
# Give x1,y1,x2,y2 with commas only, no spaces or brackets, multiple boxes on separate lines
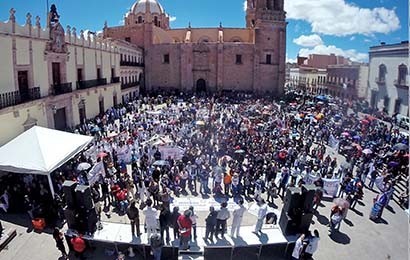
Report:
322,178,340,198
158,146,185,160
87,161,106,186
305,174,320,185
329,134,340,150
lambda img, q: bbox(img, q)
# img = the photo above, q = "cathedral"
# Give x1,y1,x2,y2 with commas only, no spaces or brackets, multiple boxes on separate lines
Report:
104,0,287,96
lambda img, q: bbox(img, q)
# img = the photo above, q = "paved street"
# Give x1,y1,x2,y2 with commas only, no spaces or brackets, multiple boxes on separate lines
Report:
0,144,408,260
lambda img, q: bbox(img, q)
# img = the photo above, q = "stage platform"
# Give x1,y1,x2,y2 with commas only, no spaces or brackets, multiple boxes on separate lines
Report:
66,221,295,256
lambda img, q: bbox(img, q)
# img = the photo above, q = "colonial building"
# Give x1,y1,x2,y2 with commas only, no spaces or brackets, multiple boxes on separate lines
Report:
0,6,140,145
368,41,409,116
324,64,369,100
289,67,327,95
103,0,287,96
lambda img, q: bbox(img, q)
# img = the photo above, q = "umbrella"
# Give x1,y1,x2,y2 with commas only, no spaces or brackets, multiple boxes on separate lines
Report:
195,120,206,126
97,152,108,158
340,161,351,169
362,148,373,155
361,119,370,125
352,143,362,150
77,162,91,171
393,143,408,151
341,132,350,137
234,149,246,154
353,135,361,140
388,161,400,167
153,160,170,167
334,114,342,120
316,95,328,102
333,198,350,209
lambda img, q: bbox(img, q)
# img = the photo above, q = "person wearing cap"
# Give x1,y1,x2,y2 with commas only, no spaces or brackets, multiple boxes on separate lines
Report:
231,198,246,237
177,209,192,250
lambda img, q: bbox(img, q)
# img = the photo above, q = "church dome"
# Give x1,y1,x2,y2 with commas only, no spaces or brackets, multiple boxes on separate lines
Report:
131,0,165,14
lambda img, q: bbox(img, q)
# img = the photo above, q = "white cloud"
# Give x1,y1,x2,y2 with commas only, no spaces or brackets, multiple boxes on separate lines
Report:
298,44,368,62
243,1,247,12
293,34,323,47
169,16,177,22
118,19,124,26
285,0,400,36
286,54,297,63
350,36,356,41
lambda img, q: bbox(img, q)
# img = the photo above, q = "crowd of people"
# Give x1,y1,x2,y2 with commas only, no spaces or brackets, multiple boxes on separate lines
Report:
0,91,408,259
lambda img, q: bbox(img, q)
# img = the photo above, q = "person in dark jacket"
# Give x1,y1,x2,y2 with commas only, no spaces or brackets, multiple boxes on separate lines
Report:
159,205,171,244
53,227,67,258
126,200,141,237
204,206,218,242
170,206,181,240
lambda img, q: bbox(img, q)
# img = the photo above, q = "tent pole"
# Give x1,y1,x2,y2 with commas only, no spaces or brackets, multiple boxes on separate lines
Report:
47,173,55,198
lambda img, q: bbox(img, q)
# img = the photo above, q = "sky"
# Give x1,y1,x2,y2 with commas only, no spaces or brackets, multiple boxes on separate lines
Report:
0,0,407,63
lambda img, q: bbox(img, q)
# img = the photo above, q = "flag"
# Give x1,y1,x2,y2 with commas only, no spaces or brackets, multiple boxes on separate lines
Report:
329,134,339,150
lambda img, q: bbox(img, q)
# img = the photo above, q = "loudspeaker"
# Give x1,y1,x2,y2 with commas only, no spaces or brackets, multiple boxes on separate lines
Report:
63,181,77,209
204,246,233,260
259,243,287,260
279,211,298,236
75,185,94,210
302,184,316,213
83,208,98,234
299,213,314,233
283,187,302,217
63,206,77,230
231,245,261,260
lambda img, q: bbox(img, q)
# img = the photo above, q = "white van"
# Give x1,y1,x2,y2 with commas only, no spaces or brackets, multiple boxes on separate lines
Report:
397,114,410,130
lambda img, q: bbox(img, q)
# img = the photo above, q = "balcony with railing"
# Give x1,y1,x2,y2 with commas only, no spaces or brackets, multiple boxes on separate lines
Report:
394,79,408,88
51,82,73,96
120,60,144,67
0,87,41,109
121,81,139,90
111,77,120,83
76,78,107,90
375,77,386,85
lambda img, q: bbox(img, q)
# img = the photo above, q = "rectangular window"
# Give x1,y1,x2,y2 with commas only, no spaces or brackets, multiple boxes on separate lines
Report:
266,54,272,64
96,68,101,79
125,37,131,42
77,68,83,81
163,54,170,64
236,54,242,64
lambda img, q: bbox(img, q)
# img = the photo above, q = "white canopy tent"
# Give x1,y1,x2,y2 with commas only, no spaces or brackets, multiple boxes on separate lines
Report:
0,126,93,197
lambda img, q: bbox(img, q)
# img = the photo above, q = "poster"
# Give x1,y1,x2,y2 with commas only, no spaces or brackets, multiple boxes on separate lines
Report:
158,146,185,160
322,178,340,198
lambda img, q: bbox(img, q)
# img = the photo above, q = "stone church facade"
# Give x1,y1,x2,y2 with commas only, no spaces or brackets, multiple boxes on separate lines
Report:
104,0,287,96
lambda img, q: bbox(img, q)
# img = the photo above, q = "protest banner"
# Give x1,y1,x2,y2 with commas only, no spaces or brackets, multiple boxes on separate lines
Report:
87,161,106,185
322,178,340,198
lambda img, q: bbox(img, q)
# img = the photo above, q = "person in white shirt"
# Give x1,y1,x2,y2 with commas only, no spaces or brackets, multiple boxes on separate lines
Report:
292,234,305,260
143,199,159,240
231,198,247,237
305,230,320,259
254,199,268,234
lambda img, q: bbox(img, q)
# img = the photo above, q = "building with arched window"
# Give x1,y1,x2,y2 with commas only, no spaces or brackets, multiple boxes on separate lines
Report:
368,41,409,116
103,0,287,96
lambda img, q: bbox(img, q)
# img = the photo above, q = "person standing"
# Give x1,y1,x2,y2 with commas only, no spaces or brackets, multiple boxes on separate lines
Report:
159,205,171,244
189,206,198,240
126,200,141,237
170,206,181,240
305,230,320,259
177,210,192,250
291,234,305,260
150,233,163,260
254,199,267,234
231,198,246,237
143,199,158,240
53,228,67,258
216,202,230,239
204,206,218,242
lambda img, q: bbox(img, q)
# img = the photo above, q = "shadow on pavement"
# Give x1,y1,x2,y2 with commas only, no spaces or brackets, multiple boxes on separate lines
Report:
314,212,329,226
329,231,351,244
385,205,396,214
343,218,354,227
350,208,364,217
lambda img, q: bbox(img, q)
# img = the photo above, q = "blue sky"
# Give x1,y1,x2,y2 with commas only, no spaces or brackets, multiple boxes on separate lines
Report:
0,0,407,62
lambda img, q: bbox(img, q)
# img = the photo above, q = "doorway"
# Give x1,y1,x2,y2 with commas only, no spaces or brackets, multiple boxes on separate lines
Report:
52,62,61,85
18,71,29,102
196,79,207,93
54,107,67,130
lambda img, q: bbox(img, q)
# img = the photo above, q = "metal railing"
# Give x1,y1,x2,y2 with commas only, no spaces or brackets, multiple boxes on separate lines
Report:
394,79,408,87
120,61,144,67
121,81,139,90
0,87,41,109
375,77,386,84
76,78,107,90
51,82,73,96
111,77,120,83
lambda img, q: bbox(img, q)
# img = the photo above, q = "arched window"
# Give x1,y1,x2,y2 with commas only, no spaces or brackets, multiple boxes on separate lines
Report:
398,64,408,83
266,0,272,10
154,16,158,26
379,64,387,81
138,16,142,23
